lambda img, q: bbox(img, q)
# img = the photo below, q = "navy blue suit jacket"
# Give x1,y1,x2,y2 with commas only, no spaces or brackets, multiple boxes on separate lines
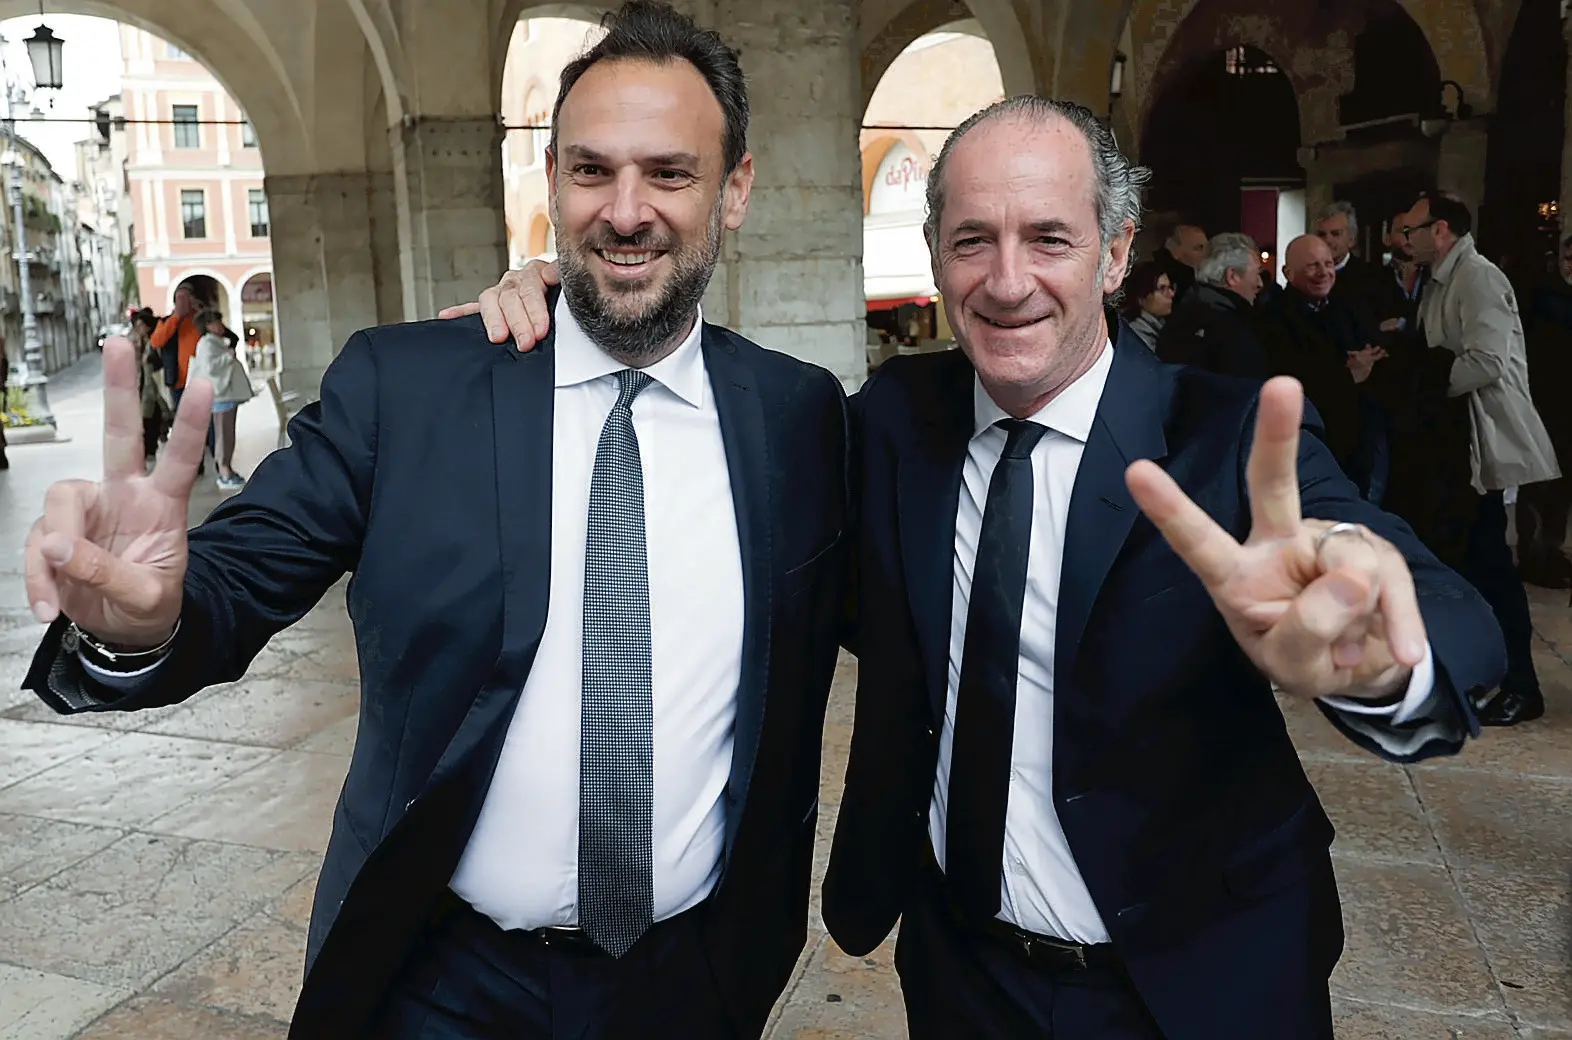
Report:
823,317,1503,1038
26,313,850,1038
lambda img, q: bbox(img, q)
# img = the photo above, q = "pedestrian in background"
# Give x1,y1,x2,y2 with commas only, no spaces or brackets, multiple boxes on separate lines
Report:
187,307,253,489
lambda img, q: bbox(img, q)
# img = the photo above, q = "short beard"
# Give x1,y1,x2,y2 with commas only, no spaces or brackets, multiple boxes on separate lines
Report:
557,196,724,366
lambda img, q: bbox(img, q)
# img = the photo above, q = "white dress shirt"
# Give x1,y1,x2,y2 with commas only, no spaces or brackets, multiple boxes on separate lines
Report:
450,295,745,931
928,341,1436,942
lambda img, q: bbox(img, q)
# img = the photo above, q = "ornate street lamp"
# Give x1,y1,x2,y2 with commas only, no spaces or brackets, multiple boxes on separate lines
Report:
24,23,61,91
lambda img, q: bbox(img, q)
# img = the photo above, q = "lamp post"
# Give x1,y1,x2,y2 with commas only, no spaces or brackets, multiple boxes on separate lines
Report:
6,149,50,428
0,10,63,431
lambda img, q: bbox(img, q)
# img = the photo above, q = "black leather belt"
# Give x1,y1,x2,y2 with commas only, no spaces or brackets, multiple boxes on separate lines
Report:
433,890,614,958
924,854,1122,973
964,914,1123,972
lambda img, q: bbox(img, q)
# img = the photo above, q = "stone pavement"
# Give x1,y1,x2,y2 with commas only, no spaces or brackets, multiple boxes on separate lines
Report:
1,356,1570,1039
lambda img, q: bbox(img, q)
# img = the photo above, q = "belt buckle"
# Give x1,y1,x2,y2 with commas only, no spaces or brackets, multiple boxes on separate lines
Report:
1069,943,1087,970
537,925,579,948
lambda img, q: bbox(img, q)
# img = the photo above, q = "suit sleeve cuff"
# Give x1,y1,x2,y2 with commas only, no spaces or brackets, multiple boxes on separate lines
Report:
1319,643,1436,725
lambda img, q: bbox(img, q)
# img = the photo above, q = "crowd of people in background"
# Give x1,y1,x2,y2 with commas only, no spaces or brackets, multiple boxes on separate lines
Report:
126,277,253,490
1124,193,1569,726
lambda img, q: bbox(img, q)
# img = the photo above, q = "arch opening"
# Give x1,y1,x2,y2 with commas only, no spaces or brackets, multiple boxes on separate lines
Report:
1141,44,1302,269
860,24,1002,369
499,13,604,269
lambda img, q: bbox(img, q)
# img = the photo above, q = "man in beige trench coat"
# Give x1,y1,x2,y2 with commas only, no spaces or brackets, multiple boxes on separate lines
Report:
1399,190,1560,725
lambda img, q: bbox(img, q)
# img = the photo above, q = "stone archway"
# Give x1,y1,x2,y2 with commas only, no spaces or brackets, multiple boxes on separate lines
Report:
860,0,1038,109
0,0,311,170
1126,0,1492,132
1138,6,1340,149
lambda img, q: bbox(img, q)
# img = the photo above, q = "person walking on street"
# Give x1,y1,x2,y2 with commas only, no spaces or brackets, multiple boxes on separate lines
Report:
1397,191,1560,725
187,308,254,489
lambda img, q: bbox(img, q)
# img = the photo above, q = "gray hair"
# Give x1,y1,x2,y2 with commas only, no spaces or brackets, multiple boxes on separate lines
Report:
1196,232,1260,288
922,96,1150,257
1315,200,1358,239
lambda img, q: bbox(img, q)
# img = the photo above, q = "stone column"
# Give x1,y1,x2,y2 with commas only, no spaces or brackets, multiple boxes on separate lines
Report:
1301,149,1334,231
703,0,866,390
390,116,508,320
265,172,379,401
367,170,404,326
1562,13,1572,242
1437,118,1490,216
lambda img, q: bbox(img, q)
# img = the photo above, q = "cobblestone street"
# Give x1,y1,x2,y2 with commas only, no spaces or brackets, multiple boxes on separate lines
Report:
1,358,1571,1038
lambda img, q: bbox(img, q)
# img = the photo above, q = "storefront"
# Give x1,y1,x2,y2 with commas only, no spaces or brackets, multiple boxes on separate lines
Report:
863,141,942,346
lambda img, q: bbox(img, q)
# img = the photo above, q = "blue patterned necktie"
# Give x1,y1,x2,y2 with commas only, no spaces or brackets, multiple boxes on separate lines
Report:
579,368,655,957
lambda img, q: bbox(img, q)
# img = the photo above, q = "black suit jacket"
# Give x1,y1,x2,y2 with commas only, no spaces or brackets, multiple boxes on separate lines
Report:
824,318,1503,1038
1257,286,1368,465
1155,283,1270,380
25,313,850,1038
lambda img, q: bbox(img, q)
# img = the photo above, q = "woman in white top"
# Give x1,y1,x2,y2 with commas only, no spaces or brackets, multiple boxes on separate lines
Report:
186,308,254,490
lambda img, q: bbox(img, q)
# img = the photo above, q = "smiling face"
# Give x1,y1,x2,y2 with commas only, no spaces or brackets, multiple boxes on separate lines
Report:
1284,234,1336,300
548,57,753,363
931,114,1132,416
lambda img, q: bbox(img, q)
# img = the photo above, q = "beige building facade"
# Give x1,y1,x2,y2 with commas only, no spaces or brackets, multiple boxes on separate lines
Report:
0,0,1539,399
120,25,273,356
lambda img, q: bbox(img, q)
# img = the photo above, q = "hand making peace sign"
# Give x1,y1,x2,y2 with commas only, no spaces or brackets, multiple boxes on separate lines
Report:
1125,376,1427,702
24,337,213,647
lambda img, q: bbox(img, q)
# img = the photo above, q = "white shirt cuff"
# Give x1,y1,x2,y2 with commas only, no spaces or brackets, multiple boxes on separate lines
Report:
1318,642,1435,725
78,649,170,690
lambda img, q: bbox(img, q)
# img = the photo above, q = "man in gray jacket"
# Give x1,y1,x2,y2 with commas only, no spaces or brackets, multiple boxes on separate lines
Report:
1398,191,1560,725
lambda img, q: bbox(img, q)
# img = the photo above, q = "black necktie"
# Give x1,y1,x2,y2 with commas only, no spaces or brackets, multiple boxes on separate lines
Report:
946,418,1048,922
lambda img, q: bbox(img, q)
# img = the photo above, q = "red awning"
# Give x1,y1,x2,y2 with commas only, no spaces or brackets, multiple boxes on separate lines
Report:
866,295,936,312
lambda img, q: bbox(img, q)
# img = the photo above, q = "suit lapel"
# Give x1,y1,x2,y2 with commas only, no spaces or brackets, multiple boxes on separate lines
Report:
896,350,974,722
701,327,772,855
491,324,556,688
1055,321,1168,685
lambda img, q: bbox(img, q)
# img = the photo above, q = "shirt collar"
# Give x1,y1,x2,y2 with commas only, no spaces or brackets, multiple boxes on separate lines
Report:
972,339,1113,444
1429,233,1474,285
1335,253,1350,271
551,292,707,408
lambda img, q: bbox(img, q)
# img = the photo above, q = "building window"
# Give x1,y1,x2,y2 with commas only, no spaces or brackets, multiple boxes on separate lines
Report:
248,189,269,237
165,41,190,60
241,119,257,148
180,189,206,238
173,105,200,148
1224,45,1279,77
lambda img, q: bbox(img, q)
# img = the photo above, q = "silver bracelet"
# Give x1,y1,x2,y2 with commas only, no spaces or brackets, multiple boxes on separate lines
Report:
64,618,181,664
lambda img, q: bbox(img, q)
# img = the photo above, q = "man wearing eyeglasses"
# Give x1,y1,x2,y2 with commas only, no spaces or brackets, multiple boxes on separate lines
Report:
1396,191,1559,726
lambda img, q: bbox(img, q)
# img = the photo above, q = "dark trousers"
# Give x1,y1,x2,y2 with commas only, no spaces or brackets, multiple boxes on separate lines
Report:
142,417,161,460
169,386,216,459
1516,478,1571,564
1464,490,1540,695
894,883,1164,1039
374,892,736,1040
